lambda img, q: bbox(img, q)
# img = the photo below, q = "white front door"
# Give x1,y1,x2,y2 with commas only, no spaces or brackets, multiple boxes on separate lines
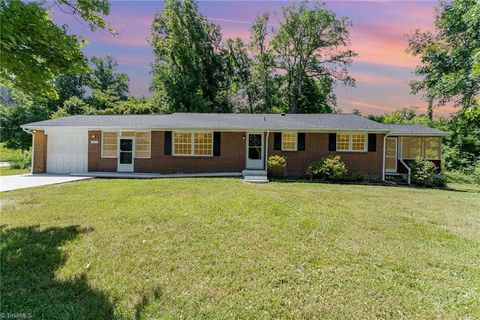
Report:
118,137,134,172
246,133,264,169
385,137,397,173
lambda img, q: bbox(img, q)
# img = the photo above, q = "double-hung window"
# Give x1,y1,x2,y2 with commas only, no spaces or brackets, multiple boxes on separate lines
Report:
135,131,151,158
282,132,297,151
336,133,367,152
173,132,213,156
102,132,118,158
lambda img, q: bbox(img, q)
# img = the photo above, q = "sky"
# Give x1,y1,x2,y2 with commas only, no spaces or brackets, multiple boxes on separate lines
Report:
53,0,457,116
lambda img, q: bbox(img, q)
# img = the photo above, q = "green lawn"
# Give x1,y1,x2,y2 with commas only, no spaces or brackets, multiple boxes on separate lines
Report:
0,166,29,176
0,143,18,162
1,179,479,319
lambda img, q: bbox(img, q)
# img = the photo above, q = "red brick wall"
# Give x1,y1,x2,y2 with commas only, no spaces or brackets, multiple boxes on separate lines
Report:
88,130,117,172
134,131,246,173
87,130,385,178
268,133,385,179
88,130,246,173
32,130,47,173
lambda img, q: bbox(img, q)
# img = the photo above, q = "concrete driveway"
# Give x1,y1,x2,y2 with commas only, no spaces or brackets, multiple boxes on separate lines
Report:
0,174,92,192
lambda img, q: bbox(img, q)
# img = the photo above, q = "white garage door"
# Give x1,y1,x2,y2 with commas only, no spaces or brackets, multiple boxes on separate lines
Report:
46,129,88,174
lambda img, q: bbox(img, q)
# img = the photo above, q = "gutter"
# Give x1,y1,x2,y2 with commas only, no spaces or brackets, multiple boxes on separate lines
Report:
21,125,391,134
22,127,35,173
265,129,270,171
382,134,388,181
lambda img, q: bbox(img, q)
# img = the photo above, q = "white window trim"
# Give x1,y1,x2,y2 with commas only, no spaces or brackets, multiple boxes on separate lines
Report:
101,131,118,158
134,130,151,159
336,133,368,152
281,131,298,151
172,131,213,157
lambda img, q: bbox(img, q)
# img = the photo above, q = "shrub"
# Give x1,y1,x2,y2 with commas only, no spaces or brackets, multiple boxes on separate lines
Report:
267,155,286,179
410,158,446,188
473,161,480,185
307,156,347,182
348,171,366,182
444,170,476,184
8,149,31,169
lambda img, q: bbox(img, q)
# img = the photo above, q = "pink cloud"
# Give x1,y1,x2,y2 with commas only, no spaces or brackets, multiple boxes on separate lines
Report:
350,71,406,86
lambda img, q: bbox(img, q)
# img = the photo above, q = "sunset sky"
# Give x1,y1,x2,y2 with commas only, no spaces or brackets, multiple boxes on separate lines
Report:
54,0,457,116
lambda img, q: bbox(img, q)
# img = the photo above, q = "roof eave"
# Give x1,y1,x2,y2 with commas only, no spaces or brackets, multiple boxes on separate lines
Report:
21,125,390,133
388,132,447,137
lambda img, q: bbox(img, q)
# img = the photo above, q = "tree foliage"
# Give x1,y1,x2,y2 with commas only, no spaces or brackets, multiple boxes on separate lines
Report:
87,56,130,110
225,38,258,113
0,0,112,99
151,0,228,113
271,1,356,113
368,108,480,172
249,12,278,113
150,0,354,114
408,0,480,116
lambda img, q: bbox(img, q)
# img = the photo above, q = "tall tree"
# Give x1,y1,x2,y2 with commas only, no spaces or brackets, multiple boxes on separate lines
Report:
0,0,113,99
0,91,51,150
408,0,480,116
48,74,88,111
150,0,228,113
296,77,336,113
225,38,257,113
249,12,277,113
271,1,356,113
87,56,130,110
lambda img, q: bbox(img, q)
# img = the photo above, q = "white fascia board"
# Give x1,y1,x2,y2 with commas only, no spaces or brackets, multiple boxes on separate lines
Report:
21,125,391,133
389,133,447,137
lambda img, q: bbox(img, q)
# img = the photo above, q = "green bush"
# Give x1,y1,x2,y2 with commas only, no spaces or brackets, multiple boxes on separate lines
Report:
473,161,480,185
444,170,477,184
410,158,446,188
307,156,347,182
348,171,366,182
8,149,31,169
267,155,286,179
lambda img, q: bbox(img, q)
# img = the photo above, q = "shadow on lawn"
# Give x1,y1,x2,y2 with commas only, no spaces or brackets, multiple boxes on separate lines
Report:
0,225,115,319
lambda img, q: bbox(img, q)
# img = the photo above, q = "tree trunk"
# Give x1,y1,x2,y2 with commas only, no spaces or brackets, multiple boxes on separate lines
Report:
291,76,302,114
264,74,270,113
427,98,433,121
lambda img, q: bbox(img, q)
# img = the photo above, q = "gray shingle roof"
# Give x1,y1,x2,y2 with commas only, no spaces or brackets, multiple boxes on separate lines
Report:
21,113,446,135
382,123,446,136
22,113,389,132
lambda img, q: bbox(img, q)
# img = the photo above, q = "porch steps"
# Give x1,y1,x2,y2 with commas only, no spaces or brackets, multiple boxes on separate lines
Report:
385,173,408,185
242,170,268,183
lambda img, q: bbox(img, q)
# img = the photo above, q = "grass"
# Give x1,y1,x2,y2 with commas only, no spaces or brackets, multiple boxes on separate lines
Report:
0,143,18,162
1,178,479,319
0,167,29,176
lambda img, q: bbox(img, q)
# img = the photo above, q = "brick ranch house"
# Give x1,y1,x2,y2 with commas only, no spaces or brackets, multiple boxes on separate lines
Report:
21,113,446,182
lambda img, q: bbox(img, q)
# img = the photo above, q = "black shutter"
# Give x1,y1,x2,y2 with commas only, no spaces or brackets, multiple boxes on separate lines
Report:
274,132,282,150
368,134,376,152
298,132,305,151
213,132,221,156
164,131,172,155
328,133,336,151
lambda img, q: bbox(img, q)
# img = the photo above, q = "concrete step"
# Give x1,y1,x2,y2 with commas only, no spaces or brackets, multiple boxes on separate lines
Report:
243,175,269,183
242,170,267,177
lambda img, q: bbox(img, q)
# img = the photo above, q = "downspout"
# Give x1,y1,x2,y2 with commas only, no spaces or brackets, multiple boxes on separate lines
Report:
382,134,387,181
22,127,34,173
265,129,270,171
